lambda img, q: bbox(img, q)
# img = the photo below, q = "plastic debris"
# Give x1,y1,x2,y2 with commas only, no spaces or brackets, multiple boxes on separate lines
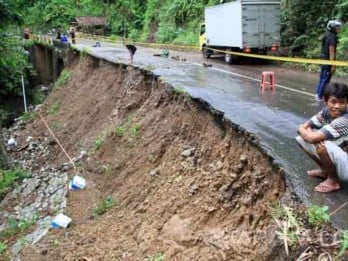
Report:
69,175,86,190
51,213,72,228
7,137,17,147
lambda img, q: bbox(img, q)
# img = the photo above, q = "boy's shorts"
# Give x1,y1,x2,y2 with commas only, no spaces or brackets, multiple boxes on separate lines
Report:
296,136,348,181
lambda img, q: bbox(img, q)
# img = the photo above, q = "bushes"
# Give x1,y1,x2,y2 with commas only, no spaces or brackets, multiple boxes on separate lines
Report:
0,168,31,201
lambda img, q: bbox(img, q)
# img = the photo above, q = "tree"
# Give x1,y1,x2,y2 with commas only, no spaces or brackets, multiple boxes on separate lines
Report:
280,0,337,55
0,125,10,169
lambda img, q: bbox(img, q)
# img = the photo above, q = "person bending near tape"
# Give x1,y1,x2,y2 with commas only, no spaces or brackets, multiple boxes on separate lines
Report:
125,44,137,64
297,82,348,193
314,20,342,102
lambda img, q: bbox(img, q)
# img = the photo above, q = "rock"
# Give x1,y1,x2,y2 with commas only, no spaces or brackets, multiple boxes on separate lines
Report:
241,196,252,206
240,154,248,164
214,160,224,171
181,148,194,157
79,150,88,159
150,168,161,176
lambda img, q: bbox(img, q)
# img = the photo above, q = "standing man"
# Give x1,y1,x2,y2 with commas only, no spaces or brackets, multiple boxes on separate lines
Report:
315,20,342,101
125,44,137,64
69,27,76,44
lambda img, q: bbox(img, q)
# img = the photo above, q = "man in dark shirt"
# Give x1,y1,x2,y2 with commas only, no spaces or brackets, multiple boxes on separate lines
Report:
125,44,137,64
314,20,342,101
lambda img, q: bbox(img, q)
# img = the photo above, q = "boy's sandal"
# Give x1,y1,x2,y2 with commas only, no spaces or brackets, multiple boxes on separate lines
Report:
314,183,340,193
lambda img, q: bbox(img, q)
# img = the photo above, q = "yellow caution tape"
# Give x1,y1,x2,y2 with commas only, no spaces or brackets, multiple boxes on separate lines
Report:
36,33,348,67
207,47,348,67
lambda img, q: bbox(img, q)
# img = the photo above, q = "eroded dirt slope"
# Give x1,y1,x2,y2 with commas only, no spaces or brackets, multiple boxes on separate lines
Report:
16,55,287,260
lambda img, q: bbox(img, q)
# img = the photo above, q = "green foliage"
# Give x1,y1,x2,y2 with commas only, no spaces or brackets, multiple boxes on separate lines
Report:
0,0,22,29
0,35,32,97
0,168,31,200
129,125,141,137
307,205,330,226
19,111,37,123
114,116,141,138
54,70,72,88
24,0,75,32
49,101,60,114
273,205,300,252
93,195,116,216
0,214,38,240
146,253,165,261
336,0,348,22
115,126,126,137
0,241,6,255
94,137,104,150
281,0,337,56
27,87,46,105
338,230,348,256
52,122,63,130
174,87,186,94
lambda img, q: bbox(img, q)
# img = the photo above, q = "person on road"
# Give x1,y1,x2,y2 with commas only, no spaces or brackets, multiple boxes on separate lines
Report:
314,20,342,102
56,30,61,40
296,82,348,193
69,27,76,44
61,33,68,43
125,44,137,64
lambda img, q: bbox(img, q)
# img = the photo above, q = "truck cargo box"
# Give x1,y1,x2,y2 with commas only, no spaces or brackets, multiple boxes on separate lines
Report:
204,0,281,50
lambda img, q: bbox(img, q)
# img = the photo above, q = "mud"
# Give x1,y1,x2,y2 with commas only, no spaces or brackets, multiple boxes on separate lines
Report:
2,50,341,260
1,54,289,260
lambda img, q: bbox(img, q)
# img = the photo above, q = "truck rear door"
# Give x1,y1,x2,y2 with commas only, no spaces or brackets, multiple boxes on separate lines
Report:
242,2,280,49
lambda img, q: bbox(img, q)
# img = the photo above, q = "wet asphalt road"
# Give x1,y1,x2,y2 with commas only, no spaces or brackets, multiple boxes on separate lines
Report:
74,40,348,229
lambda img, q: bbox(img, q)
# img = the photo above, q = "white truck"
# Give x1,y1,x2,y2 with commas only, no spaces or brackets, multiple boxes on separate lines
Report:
199,0,281,63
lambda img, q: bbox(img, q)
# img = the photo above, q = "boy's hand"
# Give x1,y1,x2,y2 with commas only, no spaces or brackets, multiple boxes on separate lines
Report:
315,141,326,154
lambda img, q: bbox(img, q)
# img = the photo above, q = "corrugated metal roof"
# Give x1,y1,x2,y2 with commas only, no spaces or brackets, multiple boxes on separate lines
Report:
74,17,106,26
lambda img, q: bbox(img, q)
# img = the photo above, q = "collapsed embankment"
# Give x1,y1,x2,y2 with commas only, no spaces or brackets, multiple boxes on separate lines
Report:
5,54,292,260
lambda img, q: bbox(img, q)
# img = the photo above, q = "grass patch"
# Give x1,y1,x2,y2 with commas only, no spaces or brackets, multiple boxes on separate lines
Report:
54,70,72,88
129,125,141,137
94,137,104,150
49,102,60,114
0,241,6,255
0,168,31,200
78,47,91,58
173,87,186,94
115,126,126,137
52,122,63,130
146,253,165,261
92,196,116,216
28,87,46,105
339,230,348,256
19,111,37,123
307,205,330,226
272,205,299,255
0,214,38,241
114,116,142,139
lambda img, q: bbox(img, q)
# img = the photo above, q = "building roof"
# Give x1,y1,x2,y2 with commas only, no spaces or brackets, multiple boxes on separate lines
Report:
73,16,106,26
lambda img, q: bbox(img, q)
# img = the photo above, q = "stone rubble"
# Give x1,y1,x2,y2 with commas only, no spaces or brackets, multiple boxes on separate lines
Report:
1,120,87,258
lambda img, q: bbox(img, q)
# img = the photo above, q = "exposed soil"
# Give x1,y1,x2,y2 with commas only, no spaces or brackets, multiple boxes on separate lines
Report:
1,54,341,260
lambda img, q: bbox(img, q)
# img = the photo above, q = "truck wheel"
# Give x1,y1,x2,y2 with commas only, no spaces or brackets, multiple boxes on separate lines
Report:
203,47,211,59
